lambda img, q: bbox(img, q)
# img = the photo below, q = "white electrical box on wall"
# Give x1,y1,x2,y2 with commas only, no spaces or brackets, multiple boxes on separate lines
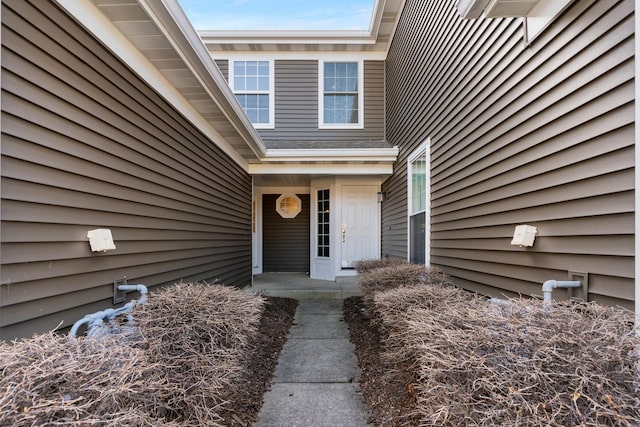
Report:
510,224,537,247
87,228,116,252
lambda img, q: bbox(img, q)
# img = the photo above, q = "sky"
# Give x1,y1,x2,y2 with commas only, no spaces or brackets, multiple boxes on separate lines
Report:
177,0,375,31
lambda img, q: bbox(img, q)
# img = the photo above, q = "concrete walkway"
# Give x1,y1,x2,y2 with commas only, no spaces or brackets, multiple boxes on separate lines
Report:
251,274,370,427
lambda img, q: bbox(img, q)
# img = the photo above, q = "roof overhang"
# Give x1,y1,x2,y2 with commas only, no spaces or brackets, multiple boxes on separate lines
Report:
199,0,406,54
56,0,267,169
55,0,399,175
457,0,568,19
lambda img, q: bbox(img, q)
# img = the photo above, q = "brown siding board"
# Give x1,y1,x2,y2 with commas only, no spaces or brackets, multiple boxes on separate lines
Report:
258,60,385,146
2,115,248,210
4,2,249,189
432,147,635,215
1,74,247,207
2,250,251,309
431,115,634,201
431,249,633,279
1,0,252,339
431,213,634,239
262,194,310,272
383,0,634,307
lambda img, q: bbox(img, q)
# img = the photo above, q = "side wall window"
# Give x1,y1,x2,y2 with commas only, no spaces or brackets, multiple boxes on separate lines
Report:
318,60,364,129
408,139,430,265
230,60,274,128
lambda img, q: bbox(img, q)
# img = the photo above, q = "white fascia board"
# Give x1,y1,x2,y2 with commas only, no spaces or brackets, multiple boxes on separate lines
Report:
262,147,399,162
54,0,254,170
212,51,388,61
248,163,394,175
199,30,373,44
139,0,267,157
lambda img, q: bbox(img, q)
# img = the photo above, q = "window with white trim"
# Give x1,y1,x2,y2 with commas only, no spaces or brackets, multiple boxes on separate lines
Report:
230,60,274,128
408,139,430,265
318,60,363,129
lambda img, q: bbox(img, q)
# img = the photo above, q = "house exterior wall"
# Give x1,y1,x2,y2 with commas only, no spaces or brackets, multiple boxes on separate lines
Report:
216,59,386,147
1,0,253,340
383,0,635,308
262,193,311,272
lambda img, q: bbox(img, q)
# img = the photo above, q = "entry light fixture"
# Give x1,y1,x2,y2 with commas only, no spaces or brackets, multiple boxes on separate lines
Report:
377,191,388,203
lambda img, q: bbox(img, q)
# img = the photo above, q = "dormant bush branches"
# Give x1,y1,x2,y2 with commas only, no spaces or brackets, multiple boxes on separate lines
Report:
1,282,265,426
358,264,640,426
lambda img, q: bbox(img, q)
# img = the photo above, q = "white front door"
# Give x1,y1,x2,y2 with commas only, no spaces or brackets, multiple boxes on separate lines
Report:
341,185,379,268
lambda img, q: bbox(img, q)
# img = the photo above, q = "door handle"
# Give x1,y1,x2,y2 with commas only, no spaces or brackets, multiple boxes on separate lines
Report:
342,223,346,243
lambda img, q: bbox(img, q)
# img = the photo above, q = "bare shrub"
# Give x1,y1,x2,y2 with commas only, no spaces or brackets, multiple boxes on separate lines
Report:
0,282,265,427
133,282,265,426
370,284,640,426
0,332,177,426
355,258,409,274
358,263,450,306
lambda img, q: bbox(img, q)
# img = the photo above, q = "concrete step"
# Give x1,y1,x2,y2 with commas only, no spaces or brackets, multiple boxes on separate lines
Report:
249,273,361,300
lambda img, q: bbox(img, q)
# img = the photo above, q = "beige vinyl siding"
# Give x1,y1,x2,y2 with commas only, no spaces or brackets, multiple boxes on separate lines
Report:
1,0,252,340
219,59,385,147
383,0,634,308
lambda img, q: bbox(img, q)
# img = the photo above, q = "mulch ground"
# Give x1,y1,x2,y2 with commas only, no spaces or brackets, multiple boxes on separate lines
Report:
219,296,298,426
343,296,419,426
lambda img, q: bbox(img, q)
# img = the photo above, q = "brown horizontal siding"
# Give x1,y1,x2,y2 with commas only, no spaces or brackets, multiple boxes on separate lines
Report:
215,59,229,79
1,0,252,340
382,0,634,308
262,194,310,272
258,60,385,146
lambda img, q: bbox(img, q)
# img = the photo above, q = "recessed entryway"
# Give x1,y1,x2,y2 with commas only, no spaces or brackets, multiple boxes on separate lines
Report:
262,194,310,272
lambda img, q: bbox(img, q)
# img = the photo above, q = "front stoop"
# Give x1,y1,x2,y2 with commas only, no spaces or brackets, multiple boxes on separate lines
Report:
249,273,361,300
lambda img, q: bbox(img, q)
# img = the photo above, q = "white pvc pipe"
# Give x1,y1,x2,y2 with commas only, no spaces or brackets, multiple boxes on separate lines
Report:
541,280,582,305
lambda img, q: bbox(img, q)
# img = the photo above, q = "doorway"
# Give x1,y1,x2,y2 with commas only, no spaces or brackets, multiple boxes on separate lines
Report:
340,185,379,269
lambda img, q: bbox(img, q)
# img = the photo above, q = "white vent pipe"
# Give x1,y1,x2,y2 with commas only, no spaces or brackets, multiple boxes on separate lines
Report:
542,280,581,305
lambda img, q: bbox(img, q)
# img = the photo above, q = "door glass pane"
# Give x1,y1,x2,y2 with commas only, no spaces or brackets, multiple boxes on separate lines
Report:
411,153,427,214
410,212,426,264
317,189,330,258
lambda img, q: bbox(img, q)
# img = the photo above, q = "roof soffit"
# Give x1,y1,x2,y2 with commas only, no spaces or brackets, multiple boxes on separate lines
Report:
56,0,400,169
57,0,266,168
199,0,406,55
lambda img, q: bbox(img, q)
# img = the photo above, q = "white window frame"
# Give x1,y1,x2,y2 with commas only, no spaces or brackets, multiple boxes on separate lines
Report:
229,59,275,129
318,59,364,129
316,188,331,258
276,194,302,219
407,138,430,266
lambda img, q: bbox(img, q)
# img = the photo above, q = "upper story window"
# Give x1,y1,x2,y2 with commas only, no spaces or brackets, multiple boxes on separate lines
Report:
318,60,364,129
230,60,274,129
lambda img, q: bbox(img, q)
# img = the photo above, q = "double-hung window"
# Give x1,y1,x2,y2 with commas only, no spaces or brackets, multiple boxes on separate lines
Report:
230,60,274,129
408,139,430,265
319,60,363,129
